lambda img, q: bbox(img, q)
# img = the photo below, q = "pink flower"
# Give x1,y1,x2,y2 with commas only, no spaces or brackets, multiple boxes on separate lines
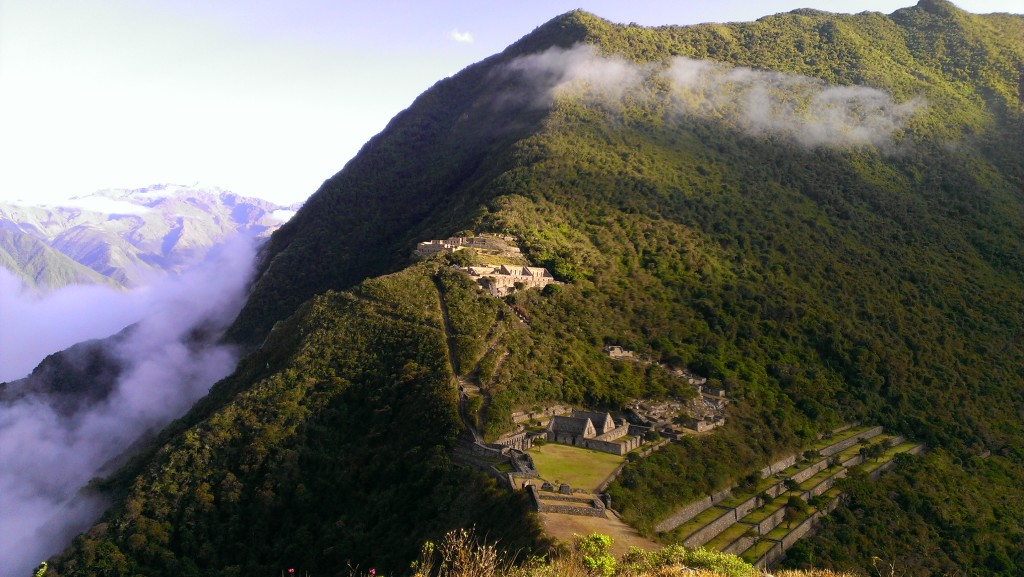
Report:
288,570,295,575
370,570,376,576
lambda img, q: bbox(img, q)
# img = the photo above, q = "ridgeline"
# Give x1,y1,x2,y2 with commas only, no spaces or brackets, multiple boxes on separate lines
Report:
44,2,1024,575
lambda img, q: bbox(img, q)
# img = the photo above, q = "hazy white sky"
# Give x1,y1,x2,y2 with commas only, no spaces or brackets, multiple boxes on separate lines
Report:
0,1,1018,205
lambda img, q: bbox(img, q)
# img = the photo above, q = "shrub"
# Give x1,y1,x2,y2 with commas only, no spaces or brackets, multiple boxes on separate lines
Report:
574,533,616,577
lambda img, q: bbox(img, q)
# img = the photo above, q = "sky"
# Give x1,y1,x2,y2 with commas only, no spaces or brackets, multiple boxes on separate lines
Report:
0,0,1019,206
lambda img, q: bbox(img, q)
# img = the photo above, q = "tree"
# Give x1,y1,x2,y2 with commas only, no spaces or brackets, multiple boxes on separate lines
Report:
785,495,808,528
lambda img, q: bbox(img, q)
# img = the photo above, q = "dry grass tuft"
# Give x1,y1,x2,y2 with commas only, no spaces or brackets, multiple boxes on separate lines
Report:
380,528,864,577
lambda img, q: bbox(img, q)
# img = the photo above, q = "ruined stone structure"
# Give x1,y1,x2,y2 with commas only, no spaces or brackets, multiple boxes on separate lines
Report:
511,404,571,424
494,428,549,451
545,410,641,455
415,238,463,256
528,485,607,518
604,345,634,359
461,264,558,297
415,234,521,257
686,414,726,432
494,428,534,451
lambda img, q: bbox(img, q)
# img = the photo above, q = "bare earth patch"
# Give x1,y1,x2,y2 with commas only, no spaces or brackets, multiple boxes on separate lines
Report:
539,510,660,557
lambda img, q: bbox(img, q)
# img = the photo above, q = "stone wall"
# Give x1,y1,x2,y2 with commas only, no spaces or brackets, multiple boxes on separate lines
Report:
825,493,843,513
539,504,607,517
868,460,898,481
819,426,884,457
582,435,642,455
636,438,670,457
627,424,651,437
753,542,784,570
683,507,735,548
867,445,922,480
841,454,865,468
495,429,532,451
830,422,857,435
808,469,846,498
654,496,713,533
595,461,628,494
529,486,607,517
512,405,571,424
722,533,757,556
727,495,762,521
471,442,506,459
752,506,787,535
710,488,733,504
764,480,787,499
790,459,829,484
781,512,821,549
509,449,538,477
759,454,797,478
594,423,630,442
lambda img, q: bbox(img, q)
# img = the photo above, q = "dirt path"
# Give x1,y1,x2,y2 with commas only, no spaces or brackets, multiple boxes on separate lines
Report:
432,277,461,376
432,278,485,443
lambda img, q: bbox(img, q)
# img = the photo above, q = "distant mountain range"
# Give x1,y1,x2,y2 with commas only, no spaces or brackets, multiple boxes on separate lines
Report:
0,184,299,291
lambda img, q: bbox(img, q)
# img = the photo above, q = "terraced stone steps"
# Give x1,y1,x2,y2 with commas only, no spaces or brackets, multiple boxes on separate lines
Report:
740,486,844,568
658,425,876,539
738,445,923,569
650,425,921,569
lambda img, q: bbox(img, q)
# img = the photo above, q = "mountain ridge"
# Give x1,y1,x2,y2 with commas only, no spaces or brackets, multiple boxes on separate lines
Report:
25,3,1024,576
0,184,295,291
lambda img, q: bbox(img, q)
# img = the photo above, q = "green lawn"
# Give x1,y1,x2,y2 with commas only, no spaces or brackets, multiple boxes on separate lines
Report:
528,443,625,491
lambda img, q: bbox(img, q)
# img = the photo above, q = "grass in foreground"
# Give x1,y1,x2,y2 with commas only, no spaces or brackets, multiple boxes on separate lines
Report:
337,529,860,577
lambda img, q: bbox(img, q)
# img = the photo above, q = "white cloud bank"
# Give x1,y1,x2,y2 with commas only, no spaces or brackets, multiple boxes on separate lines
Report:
0,235,258,575
504,44,923,149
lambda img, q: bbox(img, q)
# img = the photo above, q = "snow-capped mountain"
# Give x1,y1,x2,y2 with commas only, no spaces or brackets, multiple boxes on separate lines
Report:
0,184,299,290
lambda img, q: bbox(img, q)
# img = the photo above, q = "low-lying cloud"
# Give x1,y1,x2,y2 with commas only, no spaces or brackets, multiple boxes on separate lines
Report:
0,235,257,575
505,44,645,105
505,44,923,149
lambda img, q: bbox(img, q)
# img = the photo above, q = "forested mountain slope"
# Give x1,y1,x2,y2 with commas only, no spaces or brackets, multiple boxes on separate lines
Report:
50,2,1024,575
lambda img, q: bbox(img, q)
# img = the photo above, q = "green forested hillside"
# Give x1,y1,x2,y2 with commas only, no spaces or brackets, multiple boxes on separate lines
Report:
52,2,1024,575
57,265,543,575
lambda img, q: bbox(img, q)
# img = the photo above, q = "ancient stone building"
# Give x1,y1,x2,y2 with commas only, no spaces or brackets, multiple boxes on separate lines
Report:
459,263,558,296
545,410,642,455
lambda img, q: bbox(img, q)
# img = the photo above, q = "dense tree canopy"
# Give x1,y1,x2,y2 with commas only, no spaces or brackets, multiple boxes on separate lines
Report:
50,3,1024,575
